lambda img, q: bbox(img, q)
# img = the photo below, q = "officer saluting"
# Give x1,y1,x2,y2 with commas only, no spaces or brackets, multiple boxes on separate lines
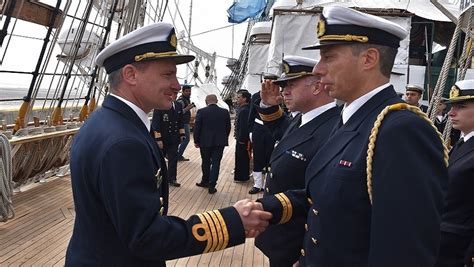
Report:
66,22,272,266
258,6,448,266
255,55,339,266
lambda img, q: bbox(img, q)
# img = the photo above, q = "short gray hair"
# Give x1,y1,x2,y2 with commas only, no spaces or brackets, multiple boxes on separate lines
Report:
107,62,149,92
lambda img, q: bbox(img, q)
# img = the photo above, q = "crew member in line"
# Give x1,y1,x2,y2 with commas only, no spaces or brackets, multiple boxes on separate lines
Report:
405,84,428,112
255,55,339,266
234,89,252,183
436,80,474,266
258,6,447,266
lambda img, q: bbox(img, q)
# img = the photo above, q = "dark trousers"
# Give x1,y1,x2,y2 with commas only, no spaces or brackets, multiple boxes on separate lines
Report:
163,142,179,182
252,128,274,172
177,124,190,157
234,142,250,181
199,146,224,188
436,231,473,267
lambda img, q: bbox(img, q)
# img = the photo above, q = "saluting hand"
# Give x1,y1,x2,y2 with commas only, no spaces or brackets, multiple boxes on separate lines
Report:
233,199,272,238
260,79,282,106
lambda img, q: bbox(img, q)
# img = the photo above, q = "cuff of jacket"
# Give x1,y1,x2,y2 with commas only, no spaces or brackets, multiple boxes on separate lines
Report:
257,105,284,122
257,193,293,225
191,206,246,253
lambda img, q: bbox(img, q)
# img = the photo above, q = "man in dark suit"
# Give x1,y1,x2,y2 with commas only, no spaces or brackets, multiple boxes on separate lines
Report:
193,94,231,194
247,92,275,194
151,99,184,187
254,55,339,266
65,22,272,267
436,80,474,266
405,84,428,112
234,90,251,182
258,6,447,266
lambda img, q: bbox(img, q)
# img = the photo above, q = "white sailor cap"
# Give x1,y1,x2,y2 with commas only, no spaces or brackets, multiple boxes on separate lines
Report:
95,22,195,74
449,80,474,103
405,84,424,94
303,6,408,50
273,55,317,87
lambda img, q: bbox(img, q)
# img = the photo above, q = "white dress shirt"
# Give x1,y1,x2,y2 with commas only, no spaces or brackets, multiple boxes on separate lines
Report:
300,102,337,127
110,94,151,132
342,83,391,124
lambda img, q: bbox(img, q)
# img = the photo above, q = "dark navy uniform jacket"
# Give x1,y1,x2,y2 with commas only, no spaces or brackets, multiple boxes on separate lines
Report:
441,136,474,237
151,102,184,145
66,96,245,266
193,104,231,148
235,104,250,143
259,86,448,266
255,103,339,264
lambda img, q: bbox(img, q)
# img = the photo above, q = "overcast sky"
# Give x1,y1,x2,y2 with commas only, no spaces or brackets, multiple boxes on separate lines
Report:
0,0,248,91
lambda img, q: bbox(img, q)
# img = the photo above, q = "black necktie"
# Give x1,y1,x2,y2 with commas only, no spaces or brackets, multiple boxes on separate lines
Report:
450,138,464,156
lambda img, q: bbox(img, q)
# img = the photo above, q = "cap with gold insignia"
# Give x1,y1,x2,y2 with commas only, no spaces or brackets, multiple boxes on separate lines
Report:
405,84,424,94
449,79,474,103
303,6,408,50
95,22,195,74
273,55,317,87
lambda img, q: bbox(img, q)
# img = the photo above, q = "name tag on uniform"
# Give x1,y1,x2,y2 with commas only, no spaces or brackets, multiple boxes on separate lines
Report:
286,150,307,161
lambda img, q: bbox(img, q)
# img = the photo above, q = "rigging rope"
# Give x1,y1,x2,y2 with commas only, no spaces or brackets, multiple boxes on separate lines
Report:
0,132,15,222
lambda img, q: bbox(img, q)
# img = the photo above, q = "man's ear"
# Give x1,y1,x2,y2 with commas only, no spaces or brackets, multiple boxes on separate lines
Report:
312,80,322,96
361,48,379,72
121,64,139,86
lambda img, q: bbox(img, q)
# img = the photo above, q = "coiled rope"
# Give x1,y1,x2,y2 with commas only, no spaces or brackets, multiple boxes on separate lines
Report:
366,103,449,205
0,133,15,222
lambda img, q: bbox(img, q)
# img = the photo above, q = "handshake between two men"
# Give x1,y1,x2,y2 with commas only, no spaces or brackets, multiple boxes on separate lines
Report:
233,199,273,238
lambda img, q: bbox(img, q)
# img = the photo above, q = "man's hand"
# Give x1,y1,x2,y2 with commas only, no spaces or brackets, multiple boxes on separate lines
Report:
234,199,272,238
261,79,282,106
156,141,163,149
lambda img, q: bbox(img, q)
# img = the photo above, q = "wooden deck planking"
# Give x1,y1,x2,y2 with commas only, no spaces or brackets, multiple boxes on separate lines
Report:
0,136,270,266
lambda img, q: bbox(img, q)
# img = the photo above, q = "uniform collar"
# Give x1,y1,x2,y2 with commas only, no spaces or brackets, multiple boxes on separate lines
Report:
110,94,151,131
463,131,474,142
342,82,390,124
301,102,337,127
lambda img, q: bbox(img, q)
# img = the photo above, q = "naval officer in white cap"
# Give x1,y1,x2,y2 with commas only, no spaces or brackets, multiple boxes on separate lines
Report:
66,22,272,267
436,80,474,266
255,55,339,266
258,6,447,266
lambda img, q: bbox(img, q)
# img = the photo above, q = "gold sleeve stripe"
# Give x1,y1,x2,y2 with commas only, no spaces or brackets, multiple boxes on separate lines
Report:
154,131,162,138
208,211,224,251
192,213,212,253
179,129,185,134
192,210,231,253
259,108,283,122
275,193,292,224
213,210,230,250
279,193,293,224
202,212,219,253
275,193,288,224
